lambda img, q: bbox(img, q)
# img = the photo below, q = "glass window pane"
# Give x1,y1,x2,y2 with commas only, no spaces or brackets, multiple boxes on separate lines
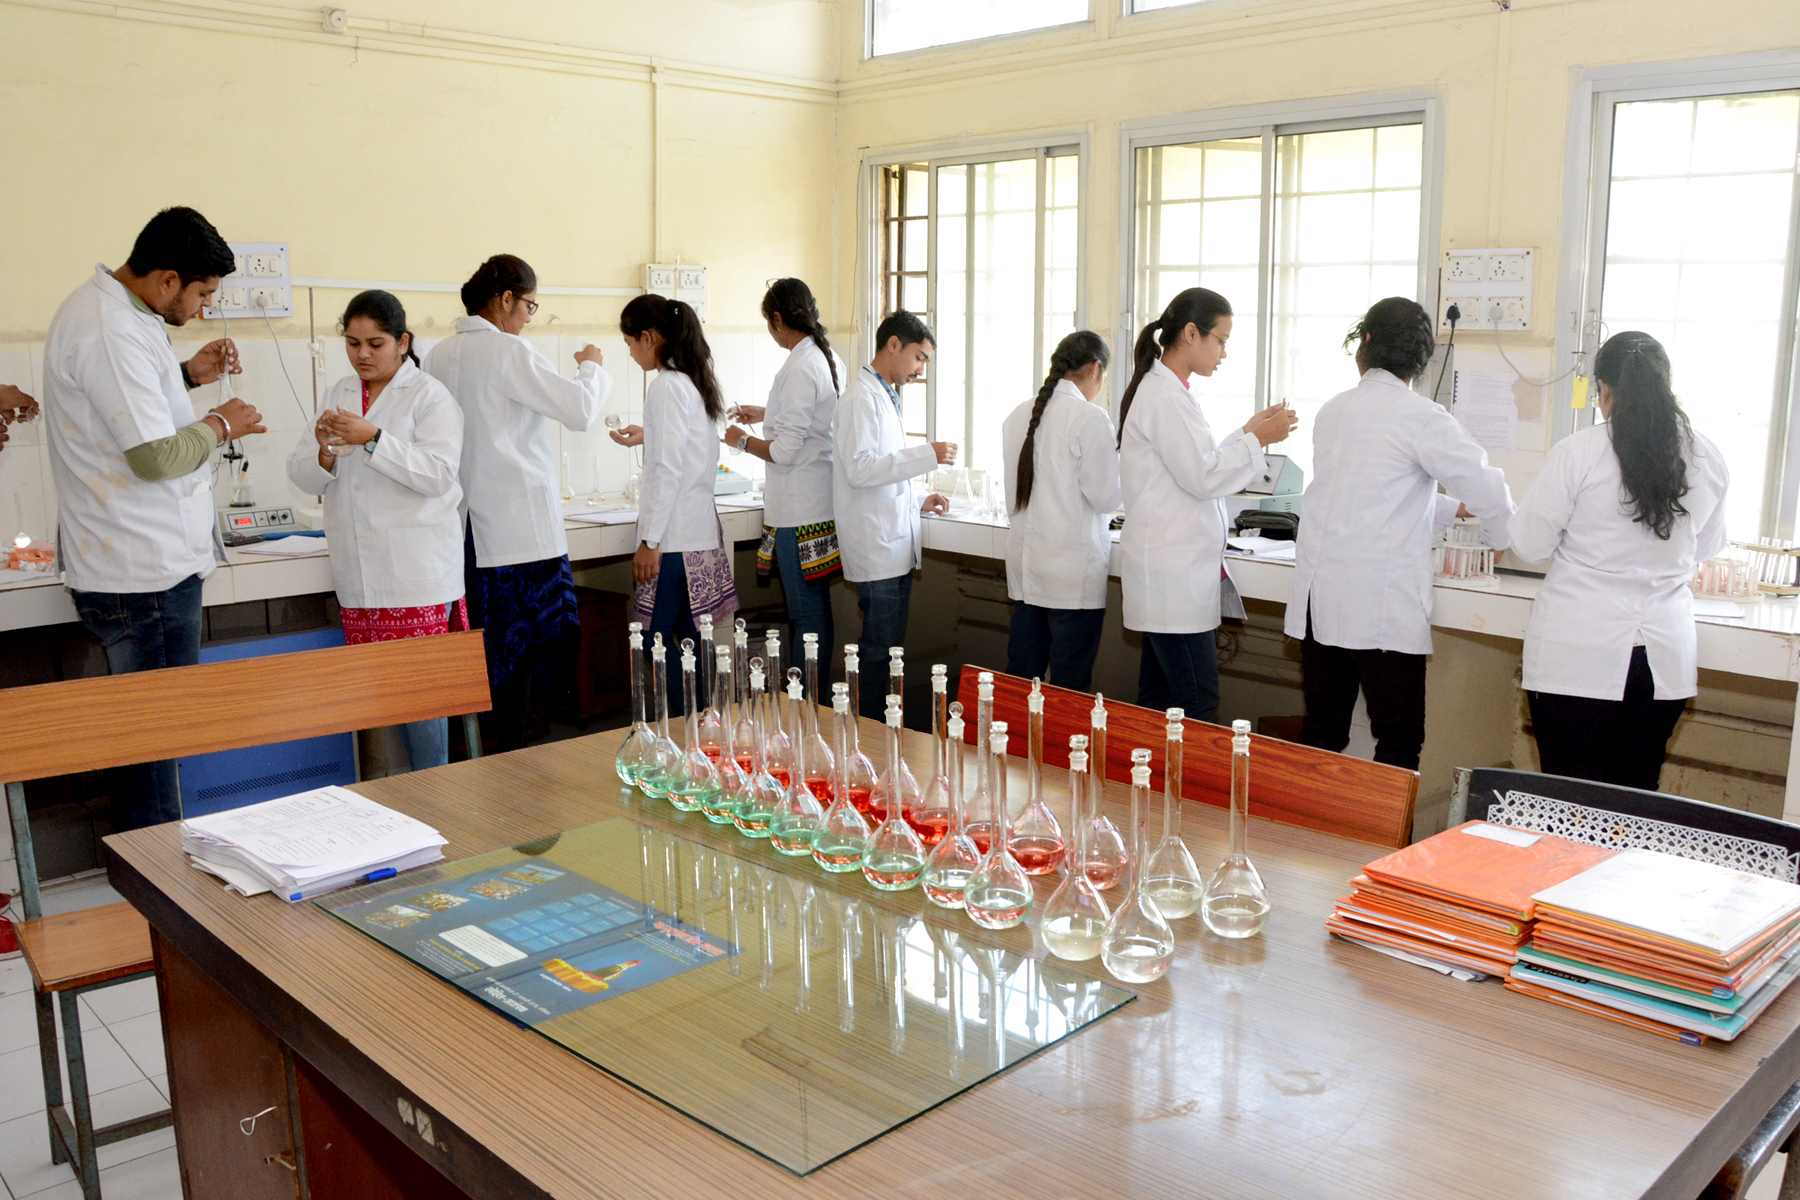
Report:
1204,139,1263,198
871,0,1087,57
1200,198,1260,266
1690,92,1800,175
1374,124,1424,189
1296,128,1375,194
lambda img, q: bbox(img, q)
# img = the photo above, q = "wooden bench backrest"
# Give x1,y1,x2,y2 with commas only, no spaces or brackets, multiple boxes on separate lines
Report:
0,631,490,783
956,665,1417,849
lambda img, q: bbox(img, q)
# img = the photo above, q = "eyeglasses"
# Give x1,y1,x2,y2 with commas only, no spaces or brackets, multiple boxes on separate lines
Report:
520,297,540,316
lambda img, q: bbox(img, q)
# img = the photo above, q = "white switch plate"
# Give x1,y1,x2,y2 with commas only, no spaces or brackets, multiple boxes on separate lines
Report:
1438,246,1533,332
204,241,292,320
643,263,676,294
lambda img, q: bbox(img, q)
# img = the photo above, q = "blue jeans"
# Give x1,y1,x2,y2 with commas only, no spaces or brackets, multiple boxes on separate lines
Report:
72,573,204,832
1006,602,1106,692
400,718,449,771
855,573,912,720
1138,630,1220,724
647,552,700,716
774,526,835,678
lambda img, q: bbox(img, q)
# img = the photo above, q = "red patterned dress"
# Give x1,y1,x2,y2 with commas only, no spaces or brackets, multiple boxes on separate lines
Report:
337,379,469,645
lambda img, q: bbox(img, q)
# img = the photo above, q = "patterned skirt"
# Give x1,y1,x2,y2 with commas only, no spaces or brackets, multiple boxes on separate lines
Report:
631,514,740,627
464,527,581,689
340,598,469,645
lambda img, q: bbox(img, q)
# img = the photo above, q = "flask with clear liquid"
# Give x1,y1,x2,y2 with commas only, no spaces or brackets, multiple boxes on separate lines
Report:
910,666,953,847
799,633,835,805
812,688,872,873
1101,757,1175,983
770,670,826,855
702,643,750,824
731,660,784,838
664,640,720,814
636,634,681,799
761,630,794,788
1202,720,1270,939
614,621,658,785
1007,678,1065,875
837,652,878,821
863,696,927,891
964,722,1032,931
1040,745,1110,961
1081,694,1130,891
695,614,724,763
1143,710,1205,920
730,619,757,775
963,672,997,853
922,702,982,909
871,649,922,829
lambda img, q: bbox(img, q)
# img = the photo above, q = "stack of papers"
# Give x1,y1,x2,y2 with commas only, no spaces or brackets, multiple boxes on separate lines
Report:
182,786,446,902
1509,850,1800,1044
1326,821,1616,980
238,534,329,558
1225,536,1296,560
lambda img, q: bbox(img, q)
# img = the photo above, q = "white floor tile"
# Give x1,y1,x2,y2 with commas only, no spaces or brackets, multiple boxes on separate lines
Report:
23,1144,179,1200
0,1055,169,1198
37,880,123,919
0,1046,46,1124
105,1013,162,1081
0,1107,73,1198
1749,1152,1789,1199
0,992,37,1057
53,1024,143,1101
0,960,32,1000
76,980,156,1030
145,1075,165,1103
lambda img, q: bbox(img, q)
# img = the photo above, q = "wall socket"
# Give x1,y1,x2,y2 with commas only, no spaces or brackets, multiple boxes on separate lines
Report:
1438,247,1533,332
204,241,292,320
641,262,707,322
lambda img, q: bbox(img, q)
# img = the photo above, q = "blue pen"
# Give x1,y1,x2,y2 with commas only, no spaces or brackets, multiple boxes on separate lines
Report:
287,866,400,902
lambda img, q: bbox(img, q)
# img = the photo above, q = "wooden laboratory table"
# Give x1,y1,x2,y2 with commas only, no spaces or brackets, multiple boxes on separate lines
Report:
107,725,1800,1200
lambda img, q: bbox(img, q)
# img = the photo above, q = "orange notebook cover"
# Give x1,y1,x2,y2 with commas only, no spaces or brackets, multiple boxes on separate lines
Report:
1503,976,1707,1046
1350,875,1527,938
1533,917,1800,993
1326,914,1514,977
1361,822,1617,922
1335,895,1526,959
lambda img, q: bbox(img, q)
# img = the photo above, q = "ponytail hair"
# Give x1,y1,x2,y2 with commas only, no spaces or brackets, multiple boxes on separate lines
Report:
620,294,725,422
762,277,840,395
1117,287,1233,447
1593,331,1691,541
340,289,419,367
1015,330,1110,512
460,254,536,316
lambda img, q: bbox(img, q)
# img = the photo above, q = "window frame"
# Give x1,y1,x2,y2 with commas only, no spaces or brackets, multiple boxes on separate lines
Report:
1116,90,1443,419
865,0,1094,62
1556,52,1800,538
859,132,1091,444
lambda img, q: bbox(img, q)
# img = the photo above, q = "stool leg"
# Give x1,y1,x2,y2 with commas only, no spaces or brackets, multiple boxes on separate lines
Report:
36,988,66,1165
463,713,483,760
59,991,100,1200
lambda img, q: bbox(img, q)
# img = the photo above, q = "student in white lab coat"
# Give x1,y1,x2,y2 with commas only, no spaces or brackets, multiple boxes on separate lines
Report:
287,291,464,771
721,278,846,669
832,311,956,718
424,255,610,750
0,385,37,452
43,207,264,830
1285,297,1515,770
1511,332,1729,791
1000,330,1118,692
1117,288,1297,721
610,293,738,714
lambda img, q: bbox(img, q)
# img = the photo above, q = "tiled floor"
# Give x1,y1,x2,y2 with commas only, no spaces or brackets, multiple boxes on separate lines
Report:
0,874,182,1199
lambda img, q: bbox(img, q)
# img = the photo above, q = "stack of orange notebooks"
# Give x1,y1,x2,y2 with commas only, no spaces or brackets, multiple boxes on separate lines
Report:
1326,821,1617,980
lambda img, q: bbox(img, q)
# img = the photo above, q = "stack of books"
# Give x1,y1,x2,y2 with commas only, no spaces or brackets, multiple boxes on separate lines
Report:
182,785,447,902
1508,849,1800,1045
1326,821,1617,980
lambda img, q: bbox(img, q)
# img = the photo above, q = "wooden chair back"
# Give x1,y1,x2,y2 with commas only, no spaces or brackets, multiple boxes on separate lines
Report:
956,666,1417,849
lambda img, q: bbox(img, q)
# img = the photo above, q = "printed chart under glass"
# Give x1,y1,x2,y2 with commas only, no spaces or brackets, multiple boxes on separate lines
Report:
318,817,1133,1174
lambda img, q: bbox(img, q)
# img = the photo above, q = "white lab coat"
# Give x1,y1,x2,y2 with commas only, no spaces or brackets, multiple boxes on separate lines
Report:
423,315,609,568
286,363,465,609
1001,380,1121,610
1511,423,1729,701
637,369,721,552
1118,361,1265,634
1284,368,1516,654
43,265,216,594
832,365,938,583
761,338,844,528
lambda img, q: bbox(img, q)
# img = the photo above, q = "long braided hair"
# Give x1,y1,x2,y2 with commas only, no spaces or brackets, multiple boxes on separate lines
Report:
1116,287,1233,447
762,278,840,394
1594,331,1691,540
1014,331,1111,512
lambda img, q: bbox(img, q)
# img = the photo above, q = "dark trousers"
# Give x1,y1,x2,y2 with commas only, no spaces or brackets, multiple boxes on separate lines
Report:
855,573,912,720
646,552,700,718
1007,603,1106,693
774,527,835,678
1528,646,1686,792
72,573,204,832
1298,620,1428,771
1137,631,1219,724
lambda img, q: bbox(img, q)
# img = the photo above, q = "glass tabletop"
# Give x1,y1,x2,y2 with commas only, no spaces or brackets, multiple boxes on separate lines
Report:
317,817,1133,1174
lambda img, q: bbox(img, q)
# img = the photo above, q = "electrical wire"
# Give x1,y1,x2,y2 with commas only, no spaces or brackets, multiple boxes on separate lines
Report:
262,308,312,424
1487,307,1582,389
1432,307,1458,403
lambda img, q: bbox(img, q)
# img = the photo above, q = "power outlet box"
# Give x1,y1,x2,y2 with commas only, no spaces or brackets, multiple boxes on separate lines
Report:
641,262,707,322
204,242,292,320
1439,247,1533,332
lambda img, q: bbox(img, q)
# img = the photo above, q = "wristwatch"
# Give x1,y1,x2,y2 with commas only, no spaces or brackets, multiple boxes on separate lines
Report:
362,429,382,454
180,362,197,390
643,540,660,551
736,433,751,453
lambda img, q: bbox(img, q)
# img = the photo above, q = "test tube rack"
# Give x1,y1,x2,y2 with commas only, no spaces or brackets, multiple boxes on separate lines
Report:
1731,539,1800,597
1693,551,1763,602
1433,519,1498,587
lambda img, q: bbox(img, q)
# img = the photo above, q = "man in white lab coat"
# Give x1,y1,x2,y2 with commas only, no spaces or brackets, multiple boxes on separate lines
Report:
831,311,956,719
1284,297,1513,771
43,207,265,830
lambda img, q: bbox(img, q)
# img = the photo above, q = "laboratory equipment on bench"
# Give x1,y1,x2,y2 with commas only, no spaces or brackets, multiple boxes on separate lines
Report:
1735,539,1800,596
714,464,753,495
1693,552,1763,602
1224,452,1304,527
1201,720,1271,939
1433,518,1497,587
7,533,54,574
217,505,298,548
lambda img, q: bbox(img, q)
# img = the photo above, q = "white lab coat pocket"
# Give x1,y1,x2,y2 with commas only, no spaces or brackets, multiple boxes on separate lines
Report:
386,526,440,583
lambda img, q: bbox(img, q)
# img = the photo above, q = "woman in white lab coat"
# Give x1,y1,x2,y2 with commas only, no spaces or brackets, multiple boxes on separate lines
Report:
1512,331,1729,791
1117,288,1297,721
721,278,846,669
1001,330,1118,692
610,293,738,714
287,290,464,770
1284,297,1514,770
424,255,611,751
